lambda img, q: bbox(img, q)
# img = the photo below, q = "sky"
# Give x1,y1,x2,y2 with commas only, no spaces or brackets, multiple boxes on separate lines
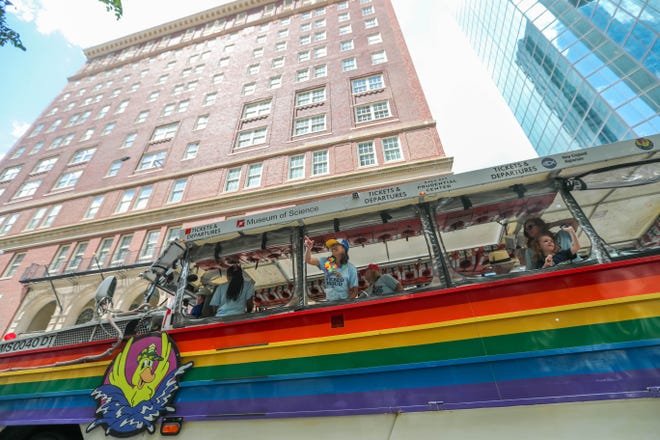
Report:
0,0,536,173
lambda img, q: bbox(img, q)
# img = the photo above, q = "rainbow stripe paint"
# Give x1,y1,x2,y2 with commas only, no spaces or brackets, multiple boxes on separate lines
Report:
1,256,659,426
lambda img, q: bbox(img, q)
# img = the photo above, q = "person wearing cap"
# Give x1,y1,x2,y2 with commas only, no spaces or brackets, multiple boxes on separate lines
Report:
364,263,402,296
304,236,359,300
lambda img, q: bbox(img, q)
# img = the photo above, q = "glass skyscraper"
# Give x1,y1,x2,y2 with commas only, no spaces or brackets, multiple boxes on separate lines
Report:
456,0,659,155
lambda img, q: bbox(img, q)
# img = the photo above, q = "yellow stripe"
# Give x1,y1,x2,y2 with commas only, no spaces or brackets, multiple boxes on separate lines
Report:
2,293,659,385
185,293,660,367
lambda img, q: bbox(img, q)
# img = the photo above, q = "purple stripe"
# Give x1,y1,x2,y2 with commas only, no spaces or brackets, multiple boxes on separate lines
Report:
2,369,658,425
173,369,659,419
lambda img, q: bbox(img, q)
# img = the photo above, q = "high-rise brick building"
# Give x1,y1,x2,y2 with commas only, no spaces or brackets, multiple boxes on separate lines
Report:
0,0,450,335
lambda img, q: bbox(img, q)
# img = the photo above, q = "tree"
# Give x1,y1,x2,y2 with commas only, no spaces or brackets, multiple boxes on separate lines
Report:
0,0,123,51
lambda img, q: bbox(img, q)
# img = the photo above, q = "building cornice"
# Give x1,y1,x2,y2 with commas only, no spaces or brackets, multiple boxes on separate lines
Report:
83,0,272,59
1,120,438,214
0,155,453,252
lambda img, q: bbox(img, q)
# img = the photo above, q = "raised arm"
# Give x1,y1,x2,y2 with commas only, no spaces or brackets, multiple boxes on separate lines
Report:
304,236,320,266
563,226,581,254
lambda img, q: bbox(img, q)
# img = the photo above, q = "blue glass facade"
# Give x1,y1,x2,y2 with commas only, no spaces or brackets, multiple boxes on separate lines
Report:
456,0,659,155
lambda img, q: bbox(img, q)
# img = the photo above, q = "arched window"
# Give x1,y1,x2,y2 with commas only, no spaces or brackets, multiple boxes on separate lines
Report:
26,301,56,333
75,299,96,325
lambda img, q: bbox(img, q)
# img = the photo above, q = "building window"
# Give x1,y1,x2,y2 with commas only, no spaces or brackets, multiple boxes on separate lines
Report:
69,147,96,165
300,22,311,32
213,73,224,84
133,186,152,210
157,74,169,84
256,34,267,44
313,64,327,78
101,122,116,136
168,178,187,203
236,127,267,148
111,235,133,266
314,18,326,28
351,73,384,93
80,128,95,141
96,105,110,119
338,1,348,10
311,150,328,175
338,12,350,22
300,34,311,45
83,195,104,219
362,5,375,15
139,230,160,261
242,82,256,95
367,33,382,44
288,155,305,180
14,180,41,198
28,123,44,138
296,68,310,82
106,160,122,177
115,100,130,116
275,41,287,51
150,122,179,142
135,110,149,123
137,151,166,170
225,167,241,192
365,17,378,28
173,84,184,95
194,114,209,130
116,189,135,213
92,238,113,269
298,50,311,62
243,100,272,119
147,91,160,103
25,207,47,230
53,170,82,190
40,204,61,228
49,245,71,273
162,103,175,117
278,29,289,38
272,56,285,68
339,24,352,35
357,141,377,167
177,99,190,113
294,114,326,136
30,141,44,155
203,92,217,106
31,157,57,176
253,48,264,58
183,142,199,160
0,214,19,236
296,87,326,106
382,136,402,162
0,165,22,182
356,101,391,123
245,163,263,188
313,46,327,58
129,82,140,92
122,132,137,148
269,75,282,89
65,242,88,272
165,227,183,243
46,119,62,133
340,39,354,52
3,253,25,278
371,50,387,65
342,57,357,71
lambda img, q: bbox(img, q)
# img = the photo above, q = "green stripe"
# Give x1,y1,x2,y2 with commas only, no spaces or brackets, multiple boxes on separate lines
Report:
2,316,659,397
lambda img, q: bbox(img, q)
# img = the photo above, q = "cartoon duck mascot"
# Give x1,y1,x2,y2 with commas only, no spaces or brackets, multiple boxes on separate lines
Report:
86,332,192,437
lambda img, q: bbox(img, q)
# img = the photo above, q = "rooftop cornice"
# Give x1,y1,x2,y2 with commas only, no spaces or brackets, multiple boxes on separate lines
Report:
83,0,272,59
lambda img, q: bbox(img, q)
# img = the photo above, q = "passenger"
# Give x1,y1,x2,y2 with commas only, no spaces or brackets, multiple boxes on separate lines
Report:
523,217,577,269
535,225,581,269
209,265,255,317
364,263,402,296
189,294,205,318
304,236,359,300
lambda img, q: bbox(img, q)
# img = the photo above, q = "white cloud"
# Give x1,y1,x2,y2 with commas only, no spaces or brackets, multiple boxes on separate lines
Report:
7,0,37,22
10,121,29,139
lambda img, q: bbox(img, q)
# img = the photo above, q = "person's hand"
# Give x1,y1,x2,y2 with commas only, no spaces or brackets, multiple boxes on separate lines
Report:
543,254,554,268
304,236,315,249
561,225,575,234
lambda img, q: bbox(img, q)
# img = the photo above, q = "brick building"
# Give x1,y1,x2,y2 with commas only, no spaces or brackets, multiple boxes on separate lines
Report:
0,0,451,335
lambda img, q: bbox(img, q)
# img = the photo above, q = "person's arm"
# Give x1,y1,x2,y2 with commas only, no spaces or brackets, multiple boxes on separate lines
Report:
304,235,320,266
548,218,578,230
348,265,359,299
385,274,402,292
563,226,580,255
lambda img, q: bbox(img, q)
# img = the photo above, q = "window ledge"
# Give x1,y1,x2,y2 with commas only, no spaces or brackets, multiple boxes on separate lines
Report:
353,88,384,98
295,101,325,111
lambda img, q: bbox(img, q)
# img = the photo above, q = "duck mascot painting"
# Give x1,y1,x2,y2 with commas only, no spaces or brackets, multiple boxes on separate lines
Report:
86,332,193,437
